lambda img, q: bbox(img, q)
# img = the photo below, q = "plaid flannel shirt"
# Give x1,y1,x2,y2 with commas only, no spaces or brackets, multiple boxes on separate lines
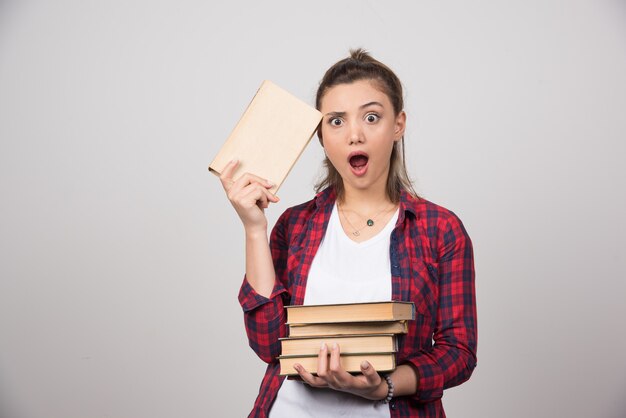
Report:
238,187,477,418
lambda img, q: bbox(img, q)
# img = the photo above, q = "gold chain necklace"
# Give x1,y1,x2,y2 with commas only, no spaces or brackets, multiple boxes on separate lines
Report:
337,203,394,237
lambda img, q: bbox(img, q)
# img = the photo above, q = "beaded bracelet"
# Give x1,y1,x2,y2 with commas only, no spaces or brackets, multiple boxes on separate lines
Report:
381,374,394,404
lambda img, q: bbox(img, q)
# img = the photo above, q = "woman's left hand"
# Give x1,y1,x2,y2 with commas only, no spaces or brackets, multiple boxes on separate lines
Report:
293,343,387,400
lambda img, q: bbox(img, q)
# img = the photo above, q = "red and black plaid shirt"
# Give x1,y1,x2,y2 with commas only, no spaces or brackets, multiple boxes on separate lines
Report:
238,187,477,417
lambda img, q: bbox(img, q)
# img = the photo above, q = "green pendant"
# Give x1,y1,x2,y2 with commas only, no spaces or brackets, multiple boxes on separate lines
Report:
367,219,374,227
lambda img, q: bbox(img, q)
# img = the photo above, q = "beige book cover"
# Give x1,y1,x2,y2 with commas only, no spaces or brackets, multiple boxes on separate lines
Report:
208,80,323,194
285,301,415,325
280,334,397,356
287,320,408,338
279,353,396,376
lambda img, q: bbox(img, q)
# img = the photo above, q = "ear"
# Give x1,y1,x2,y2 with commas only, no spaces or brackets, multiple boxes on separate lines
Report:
394,110,406,142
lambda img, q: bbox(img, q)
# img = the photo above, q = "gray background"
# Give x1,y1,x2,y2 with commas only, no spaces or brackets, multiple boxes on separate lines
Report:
1,1,625,417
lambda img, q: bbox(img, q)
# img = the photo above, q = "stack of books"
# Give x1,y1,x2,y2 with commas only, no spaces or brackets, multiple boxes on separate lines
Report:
279,301,415,376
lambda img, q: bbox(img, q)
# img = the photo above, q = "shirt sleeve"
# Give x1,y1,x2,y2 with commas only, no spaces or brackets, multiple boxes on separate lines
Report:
237,211,290,364
405,214,477,402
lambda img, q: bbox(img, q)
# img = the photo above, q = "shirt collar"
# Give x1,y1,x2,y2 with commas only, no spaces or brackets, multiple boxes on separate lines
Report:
399,188,420,221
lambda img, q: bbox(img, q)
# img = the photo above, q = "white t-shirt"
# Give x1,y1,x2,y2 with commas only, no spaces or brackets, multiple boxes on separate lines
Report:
269,203,398,418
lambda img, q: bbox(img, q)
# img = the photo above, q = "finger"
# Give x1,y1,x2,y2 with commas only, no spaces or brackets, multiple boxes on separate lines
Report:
329,342,341,370
294,363,327,388
316,343,329,379
250,184,279,205
328,342,351,385
229,180,275,210
232,172,275,192
267,189,280,203
228,174,278,205
254,190,270,210
219,159,239,188
227,180,280,207
239,183,274,210
360,361,381,387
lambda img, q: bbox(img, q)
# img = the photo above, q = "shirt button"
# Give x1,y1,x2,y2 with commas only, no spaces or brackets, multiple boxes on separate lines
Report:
390,401,396,410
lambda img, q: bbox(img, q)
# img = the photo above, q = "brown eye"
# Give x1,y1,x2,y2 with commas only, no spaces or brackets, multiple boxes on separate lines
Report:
330,118,343,126
366,113,379,123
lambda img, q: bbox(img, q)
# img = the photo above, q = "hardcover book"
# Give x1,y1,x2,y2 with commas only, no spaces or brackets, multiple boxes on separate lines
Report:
279,353,396,376
208,80,322,194
287,321,408,338
280,334,397,356
285,301,415,325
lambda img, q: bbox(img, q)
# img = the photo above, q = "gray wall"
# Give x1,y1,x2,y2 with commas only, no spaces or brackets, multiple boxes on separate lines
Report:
1,1,625,417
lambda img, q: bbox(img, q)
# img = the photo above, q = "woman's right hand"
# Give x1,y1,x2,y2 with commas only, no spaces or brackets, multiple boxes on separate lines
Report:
219,159,280,233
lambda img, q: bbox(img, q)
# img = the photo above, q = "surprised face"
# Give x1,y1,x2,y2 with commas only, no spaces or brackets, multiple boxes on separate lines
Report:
319,79,406,196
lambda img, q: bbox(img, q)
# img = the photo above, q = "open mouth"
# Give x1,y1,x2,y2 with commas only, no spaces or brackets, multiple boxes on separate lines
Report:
348,152,369,176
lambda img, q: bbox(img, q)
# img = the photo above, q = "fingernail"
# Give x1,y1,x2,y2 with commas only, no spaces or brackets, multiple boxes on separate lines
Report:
361,361,369,369
332,342,339,350
230,158,238,164
320,342,327,351
294,364,301,372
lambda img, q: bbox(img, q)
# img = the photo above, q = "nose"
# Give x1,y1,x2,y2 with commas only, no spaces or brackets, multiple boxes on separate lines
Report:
348,120,365,145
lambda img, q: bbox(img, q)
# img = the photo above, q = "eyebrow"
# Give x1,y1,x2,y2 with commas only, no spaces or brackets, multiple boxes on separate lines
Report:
324,101,385,117
360,101,384,109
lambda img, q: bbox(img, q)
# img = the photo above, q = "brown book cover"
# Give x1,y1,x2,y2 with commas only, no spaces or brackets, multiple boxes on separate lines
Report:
280,334,397,356
288,321,408,338
285,301,415,325
279,353,396,376
208,80,322,194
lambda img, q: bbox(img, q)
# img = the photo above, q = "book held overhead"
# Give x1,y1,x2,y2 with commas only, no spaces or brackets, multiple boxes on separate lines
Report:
208,80,323,194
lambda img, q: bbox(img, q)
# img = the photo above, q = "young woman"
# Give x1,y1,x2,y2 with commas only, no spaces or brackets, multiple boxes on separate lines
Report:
219,49,477,418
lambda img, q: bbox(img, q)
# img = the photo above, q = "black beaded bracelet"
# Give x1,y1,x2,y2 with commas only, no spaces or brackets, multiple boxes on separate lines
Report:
381,374,394,404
